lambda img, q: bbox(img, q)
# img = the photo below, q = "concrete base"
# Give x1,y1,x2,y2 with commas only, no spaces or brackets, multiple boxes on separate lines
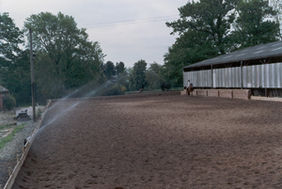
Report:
181,89,251,100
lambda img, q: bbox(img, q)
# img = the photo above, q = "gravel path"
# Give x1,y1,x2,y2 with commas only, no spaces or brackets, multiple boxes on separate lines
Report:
0,121,37,188
12,95,282,189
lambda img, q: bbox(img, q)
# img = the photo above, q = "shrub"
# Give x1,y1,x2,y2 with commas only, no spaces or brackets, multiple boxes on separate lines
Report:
100,84,125,96
3,94,16,110
161,82,171,91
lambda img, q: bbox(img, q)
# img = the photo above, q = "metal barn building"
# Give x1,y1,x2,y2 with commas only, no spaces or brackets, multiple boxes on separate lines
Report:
183,41,282,96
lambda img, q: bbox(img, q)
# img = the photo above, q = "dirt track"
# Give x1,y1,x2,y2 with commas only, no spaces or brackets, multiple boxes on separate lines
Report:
12,95,282,188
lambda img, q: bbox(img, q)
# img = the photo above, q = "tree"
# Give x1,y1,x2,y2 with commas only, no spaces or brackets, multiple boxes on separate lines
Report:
0,12,23,61
145,63,163,90
1,50,31,105
164,0,239,87
129,60,147,90
163,30,218,87
104,61,116,79
116,62,125,76
0,13,30,105
24,12,105,100
232,0,280,48
167,0,238,55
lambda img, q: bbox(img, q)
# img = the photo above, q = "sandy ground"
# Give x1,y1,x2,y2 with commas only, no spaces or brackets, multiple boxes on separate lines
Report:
12,95,282,189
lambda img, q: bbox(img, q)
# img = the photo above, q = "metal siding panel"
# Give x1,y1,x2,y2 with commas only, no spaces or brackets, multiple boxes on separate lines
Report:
231,68,234,88
199,71,201,87
226,68,229,88
221,69,224,88
278,63,282,88
224,68,227,88
272,64,276,88
274,63,278,88
224,68,226,88
203,70,205,87
218,69,221,87
195,71,197,87
262,64,265,88
227,68,230,88
213,69,216,88
208,70,210,87
247,66,251,88
202,70,205,87
225,68,228,88
266,64,270,88
183,72,186,87
232,68,235,88
217,69,220,87
202,70,204,87
205,70,207,87
237,67,240,88
198,71,201,87
252,65,256,88
203,70,206,87
219,69,221,87
238,67,241,88
257,65,261,88
206,70,211,87
235,67,238,88
197,71,200,87
229,68,232,88
218,69,223,87
243,66,246,88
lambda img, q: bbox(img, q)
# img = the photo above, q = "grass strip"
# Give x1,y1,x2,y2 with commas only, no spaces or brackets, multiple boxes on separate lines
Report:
0,124,25,150
0,124,13,130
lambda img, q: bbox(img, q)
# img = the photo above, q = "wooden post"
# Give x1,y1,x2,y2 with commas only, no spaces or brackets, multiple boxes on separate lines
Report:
29,29,36,122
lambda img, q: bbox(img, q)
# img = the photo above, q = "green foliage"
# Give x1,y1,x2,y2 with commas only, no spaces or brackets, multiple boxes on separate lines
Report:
3,94,16,110
145,63,164,90
116,62,125,76
24,12,105,102
0,124,25,149
164,0,279,87
129,60,147,91
0,13,29,105
0,12,23,61
1,50,31,106
165,0,238,87
104,61,116,79
99,83,125,96
232,0,280,48
167,0,238,54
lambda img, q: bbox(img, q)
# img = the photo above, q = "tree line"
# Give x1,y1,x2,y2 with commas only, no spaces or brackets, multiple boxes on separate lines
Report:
0,0,280,107
164,0,280,87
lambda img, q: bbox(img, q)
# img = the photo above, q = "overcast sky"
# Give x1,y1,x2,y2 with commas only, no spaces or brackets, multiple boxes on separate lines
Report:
0,0,187,67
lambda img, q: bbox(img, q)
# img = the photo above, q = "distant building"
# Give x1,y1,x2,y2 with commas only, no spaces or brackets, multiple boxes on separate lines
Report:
268,0,282,35
0,85,9,110
183,41,282,97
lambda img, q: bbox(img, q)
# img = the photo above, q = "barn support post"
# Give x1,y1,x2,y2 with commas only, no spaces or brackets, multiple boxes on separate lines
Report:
240,61,243,89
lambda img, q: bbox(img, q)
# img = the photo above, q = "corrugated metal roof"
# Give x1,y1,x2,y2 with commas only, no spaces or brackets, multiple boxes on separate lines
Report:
0,85,8,93
184,41,282,69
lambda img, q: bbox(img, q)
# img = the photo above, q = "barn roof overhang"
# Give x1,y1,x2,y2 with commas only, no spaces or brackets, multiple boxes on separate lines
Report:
184,41,282,71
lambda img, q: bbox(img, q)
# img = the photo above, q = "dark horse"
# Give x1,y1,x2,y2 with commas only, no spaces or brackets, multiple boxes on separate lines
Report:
186,83,193,96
